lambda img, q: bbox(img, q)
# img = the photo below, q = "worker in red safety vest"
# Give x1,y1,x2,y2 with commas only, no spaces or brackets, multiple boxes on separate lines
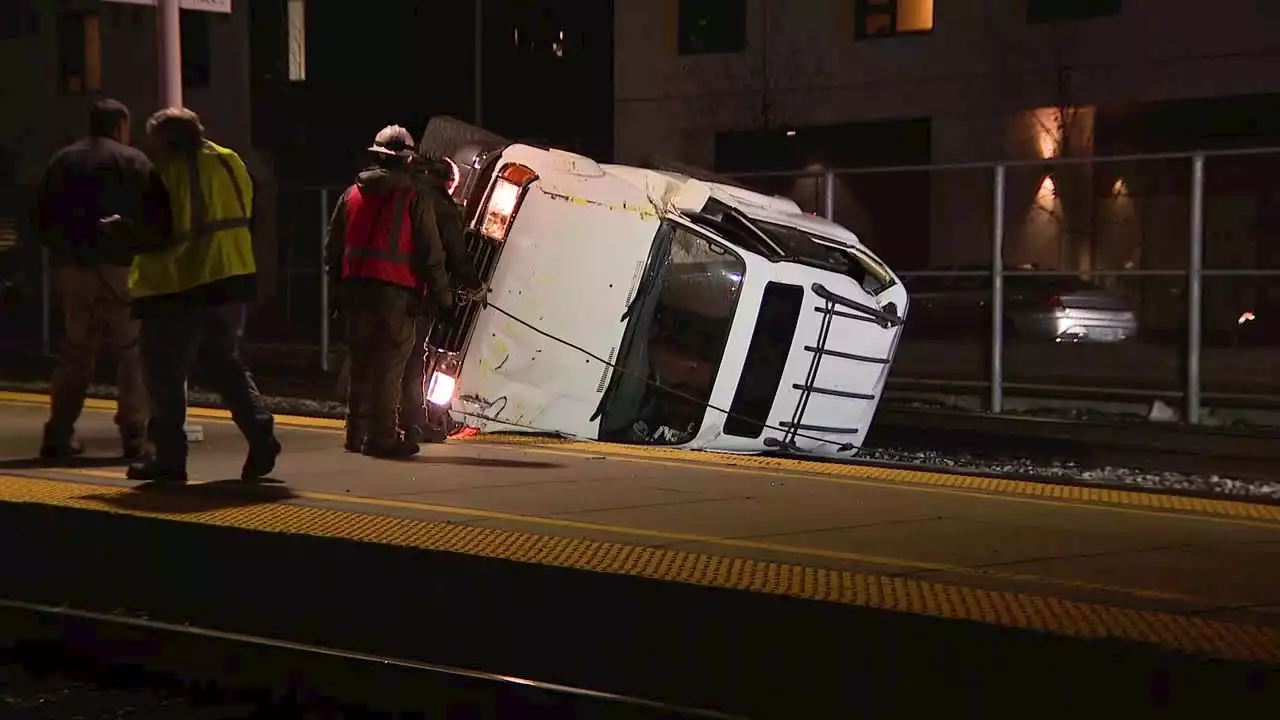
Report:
324,125,479,458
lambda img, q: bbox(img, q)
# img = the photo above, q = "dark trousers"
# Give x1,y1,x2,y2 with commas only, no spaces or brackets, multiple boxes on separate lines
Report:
398,315,434,431
140,301,274,470
345,282,417,443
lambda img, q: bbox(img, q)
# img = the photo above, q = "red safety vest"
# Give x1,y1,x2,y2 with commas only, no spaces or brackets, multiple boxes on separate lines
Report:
340,185,420,291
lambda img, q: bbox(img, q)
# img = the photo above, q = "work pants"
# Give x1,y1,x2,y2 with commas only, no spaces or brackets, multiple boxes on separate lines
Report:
46,265,147,443
398,315,435,432
139,301,274,471
345,282,417,444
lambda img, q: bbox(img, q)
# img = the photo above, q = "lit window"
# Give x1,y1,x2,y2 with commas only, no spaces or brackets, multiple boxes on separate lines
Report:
678,0,746,55
287,0,306,81
56,11,100,94
855,0,933,39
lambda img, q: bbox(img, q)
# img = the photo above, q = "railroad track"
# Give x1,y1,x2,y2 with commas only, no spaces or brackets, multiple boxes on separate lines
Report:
0,598,739,719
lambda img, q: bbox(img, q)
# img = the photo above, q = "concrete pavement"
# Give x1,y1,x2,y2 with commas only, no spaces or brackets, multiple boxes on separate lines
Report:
2,393,1278,631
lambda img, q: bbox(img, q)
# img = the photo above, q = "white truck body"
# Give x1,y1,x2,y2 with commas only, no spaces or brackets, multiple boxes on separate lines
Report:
421,119,907,459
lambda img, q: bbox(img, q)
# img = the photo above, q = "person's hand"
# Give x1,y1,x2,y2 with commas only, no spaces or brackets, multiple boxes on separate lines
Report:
457,284,488,306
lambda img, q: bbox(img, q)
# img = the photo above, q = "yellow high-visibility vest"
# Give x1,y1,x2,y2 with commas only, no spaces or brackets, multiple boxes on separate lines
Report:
129,140,255,299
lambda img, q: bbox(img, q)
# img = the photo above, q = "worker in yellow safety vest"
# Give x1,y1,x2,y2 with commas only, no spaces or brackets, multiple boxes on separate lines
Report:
125,107,279,484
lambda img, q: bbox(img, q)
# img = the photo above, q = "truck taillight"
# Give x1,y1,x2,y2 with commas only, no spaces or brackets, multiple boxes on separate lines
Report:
479,163,537,242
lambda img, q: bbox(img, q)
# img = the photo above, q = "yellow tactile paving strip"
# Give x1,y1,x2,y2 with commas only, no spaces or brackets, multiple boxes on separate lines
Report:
0,472,1277,664
2,390,1276,522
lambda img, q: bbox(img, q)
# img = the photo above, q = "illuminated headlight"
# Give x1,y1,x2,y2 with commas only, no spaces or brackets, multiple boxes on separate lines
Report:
480,178,520,241
478,163,537,242
425,350,462,407
426,372,456,406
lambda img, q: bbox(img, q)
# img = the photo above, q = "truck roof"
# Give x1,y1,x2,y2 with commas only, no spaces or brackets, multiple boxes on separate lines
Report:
600,163,868,253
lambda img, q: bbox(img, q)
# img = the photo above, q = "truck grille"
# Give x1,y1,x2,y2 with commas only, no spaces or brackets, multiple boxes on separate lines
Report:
428,229,503,355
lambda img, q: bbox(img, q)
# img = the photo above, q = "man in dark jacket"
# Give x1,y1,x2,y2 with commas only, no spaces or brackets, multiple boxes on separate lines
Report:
34,98,171,460
325,126,481,458
398,156,481,444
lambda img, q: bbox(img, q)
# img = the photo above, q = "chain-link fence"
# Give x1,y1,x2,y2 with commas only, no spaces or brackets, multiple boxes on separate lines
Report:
4,147,1279,423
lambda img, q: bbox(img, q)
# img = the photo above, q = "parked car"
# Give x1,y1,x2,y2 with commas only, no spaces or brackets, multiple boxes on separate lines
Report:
906,266,1137,342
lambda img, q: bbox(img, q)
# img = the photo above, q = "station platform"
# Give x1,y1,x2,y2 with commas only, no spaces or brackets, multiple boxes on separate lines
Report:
1,390,1278,713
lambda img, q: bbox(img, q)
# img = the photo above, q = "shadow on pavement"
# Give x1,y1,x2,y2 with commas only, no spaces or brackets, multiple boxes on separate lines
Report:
86,480,296,515
412,455,564,470
0,456,129,471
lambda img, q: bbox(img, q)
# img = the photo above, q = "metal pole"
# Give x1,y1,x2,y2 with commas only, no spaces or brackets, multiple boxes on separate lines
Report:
1187,154,1205,425
473,0,483,125
158,0,198,439
157,0,182,108
990,163,1006,414
40,247,50,355
319,189,330,372
823,169,835,220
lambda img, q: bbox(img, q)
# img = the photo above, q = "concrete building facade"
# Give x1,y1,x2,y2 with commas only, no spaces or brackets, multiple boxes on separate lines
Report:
0,0,276,305
0,0,254,186
613,0,1280,284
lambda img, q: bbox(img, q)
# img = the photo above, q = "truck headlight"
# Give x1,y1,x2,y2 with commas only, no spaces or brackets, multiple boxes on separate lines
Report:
426,372,456,406
478,163,537,242
425,350,462,407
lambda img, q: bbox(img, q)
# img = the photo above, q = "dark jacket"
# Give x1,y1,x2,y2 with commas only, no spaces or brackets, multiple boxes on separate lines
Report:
34,135,172,268
325,166,481,315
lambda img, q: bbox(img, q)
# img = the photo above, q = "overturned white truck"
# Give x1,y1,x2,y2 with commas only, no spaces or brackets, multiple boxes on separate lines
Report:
419,118,907,458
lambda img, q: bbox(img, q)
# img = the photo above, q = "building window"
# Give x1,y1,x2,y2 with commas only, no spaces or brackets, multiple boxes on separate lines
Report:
181,9,211,89
678,0,746,55
855,0,934,39
1027,0,1121,23
287,0,306,81
57,11,101,94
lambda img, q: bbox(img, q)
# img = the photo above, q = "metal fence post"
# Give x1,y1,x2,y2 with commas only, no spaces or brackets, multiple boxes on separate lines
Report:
40,247,50,355
1187,154,1205,425
823,169,835,220
990,163,1006,414
319,188,330,372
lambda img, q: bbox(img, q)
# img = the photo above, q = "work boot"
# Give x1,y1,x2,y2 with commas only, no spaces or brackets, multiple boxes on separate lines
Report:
242,436,282,481
362,434,419,459
39,424,84,460
404,425,447,444
126,460,188,484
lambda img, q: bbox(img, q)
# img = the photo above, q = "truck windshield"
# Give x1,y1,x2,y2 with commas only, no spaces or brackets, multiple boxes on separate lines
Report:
597,221,745,445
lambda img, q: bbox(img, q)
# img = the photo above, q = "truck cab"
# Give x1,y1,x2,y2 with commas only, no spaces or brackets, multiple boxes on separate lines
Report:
419,118,907,458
